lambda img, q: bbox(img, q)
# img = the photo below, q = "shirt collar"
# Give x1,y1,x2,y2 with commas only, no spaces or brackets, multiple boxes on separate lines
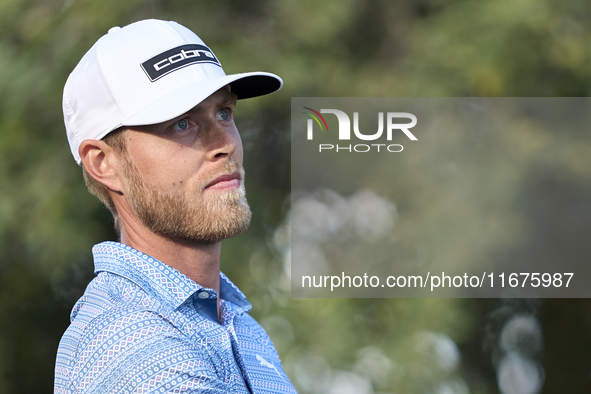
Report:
92,241,252,312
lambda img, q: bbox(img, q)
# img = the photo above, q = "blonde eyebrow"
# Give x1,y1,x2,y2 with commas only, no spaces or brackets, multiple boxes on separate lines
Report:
220,97,237,107
184,95,236,116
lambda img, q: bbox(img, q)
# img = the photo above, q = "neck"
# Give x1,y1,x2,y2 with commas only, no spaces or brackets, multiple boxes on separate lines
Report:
119,217,222,294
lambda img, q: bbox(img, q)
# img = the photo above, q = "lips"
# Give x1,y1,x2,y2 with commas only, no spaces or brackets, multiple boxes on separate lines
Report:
205,172,241,190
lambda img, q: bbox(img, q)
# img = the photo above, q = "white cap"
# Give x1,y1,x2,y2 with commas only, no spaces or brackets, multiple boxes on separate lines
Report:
63,19,282,164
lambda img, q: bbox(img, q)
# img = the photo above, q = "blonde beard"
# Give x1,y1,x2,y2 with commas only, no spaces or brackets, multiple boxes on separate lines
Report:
122,155,252,244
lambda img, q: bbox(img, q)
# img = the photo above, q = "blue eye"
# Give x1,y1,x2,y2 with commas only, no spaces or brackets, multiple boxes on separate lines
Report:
172,118,189,131
217,109,229,121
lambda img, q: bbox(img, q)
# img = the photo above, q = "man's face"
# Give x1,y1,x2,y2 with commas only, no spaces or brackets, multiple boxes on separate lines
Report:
119,87,251,244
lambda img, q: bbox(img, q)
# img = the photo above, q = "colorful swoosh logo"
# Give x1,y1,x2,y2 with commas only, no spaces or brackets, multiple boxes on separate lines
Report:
302,107,329,131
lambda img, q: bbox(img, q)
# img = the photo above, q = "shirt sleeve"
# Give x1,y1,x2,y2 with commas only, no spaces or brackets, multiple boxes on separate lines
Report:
66,308,245,394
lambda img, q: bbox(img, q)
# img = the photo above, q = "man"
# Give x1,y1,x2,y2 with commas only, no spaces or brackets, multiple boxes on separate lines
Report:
55,19,296,393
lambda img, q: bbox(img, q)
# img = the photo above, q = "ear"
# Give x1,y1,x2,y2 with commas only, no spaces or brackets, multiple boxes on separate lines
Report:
79,139,125,194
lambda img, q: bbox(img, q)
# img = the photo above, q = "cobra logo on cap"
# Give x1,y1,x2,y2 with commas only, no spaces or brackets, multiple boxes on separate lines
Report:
141,44,221,82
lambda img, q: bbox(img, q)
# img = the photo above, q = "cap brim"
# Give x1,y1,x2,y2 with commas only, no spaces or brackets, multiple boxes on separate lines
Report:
122,71,282,127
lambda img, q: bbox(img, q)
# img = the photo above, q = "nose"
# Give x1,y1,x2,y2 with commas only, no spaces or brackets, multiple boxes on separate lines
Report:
204,121,241,162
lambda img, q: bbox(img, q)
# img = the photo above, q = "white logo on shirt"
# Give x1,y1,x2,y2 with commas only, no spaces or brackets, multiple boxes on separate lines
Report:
256,354,285,381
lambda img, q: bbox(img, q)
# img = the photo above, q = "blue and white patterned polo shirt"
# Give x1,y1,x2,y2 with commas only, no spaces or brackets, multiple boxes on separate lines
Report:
55,241,297,393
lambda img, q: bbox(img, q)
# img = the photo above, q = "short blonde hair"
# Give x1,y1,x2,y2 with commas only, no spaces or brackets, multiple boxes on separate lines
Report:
81,128,127,233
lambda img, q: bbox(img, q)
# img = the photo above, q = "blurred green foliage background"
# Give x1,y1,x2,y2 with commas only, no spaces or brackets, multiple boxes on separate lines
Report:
1,0,590,393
